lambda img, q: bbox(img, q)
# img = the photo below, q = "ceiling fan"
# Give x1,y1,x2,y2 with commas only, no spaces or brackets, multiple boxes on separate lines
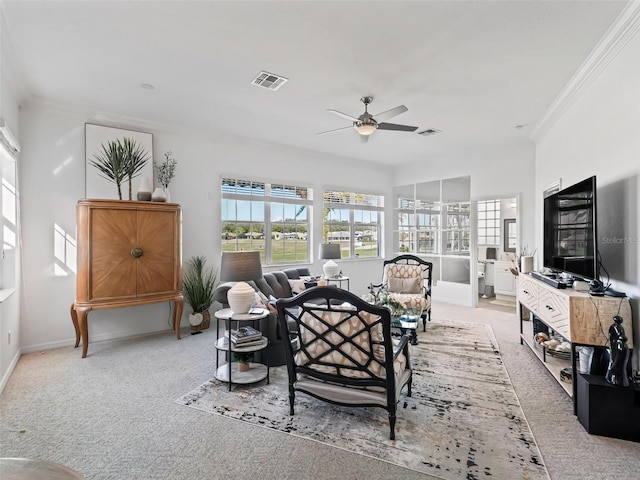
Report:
317,96,418,143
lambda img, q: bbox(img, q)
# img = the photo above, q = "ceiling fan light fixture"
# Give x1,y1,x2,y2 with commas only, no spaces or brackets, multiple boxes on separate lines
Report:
356,123,377,136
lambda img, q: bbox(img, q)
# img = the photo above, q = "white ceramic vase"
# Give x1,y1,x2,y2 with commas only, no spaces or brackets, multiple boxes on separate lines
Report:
227,281,255,314
520,256,534,274
151,187,167,202
322,260,339,279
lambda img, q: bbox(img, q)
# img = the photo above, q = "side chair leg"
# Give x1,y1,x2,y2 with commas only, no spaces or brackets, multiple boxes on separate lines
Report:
389,412,396,440
288,387,295,415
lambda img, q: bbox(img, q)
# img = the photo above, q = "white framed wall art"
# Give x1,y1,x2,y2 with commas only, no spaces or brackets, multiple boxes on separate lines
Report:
85,124,154,200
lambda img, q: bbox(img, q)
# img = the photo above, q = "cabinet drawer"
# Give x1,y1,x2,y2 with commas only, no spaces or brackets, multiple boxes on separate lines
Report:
538,289,570,340
518,275,538,311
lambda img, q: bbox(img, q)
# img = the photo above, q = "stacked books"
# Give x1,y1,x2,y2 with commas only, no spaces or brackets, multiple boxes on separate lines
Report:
224,326,263,347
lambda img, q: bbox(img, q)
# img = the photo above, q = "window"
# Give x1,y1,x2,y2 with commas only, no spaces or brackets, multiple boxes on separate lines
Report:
323,189,383,259
221,178,312,265
394,184,470,255
1,121,20,291
444,203,470,253
393,177,472,286
477,200,500,246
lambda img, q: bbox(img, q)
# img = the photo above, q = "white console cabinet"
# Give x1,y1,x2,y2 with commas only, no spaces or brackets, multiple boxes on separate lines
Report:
517,273,633,412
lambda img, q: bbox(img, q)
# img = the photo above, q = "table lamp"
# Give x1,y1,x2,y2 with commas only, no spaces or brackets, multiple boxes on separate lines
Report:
319,243,341,279
220,251,263,314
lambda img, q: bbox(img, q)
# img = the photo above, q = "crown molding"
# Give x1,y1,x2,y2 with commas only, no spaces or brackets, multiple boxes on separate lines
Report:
22,96,192,136
22,96,384,169
530,0,640,142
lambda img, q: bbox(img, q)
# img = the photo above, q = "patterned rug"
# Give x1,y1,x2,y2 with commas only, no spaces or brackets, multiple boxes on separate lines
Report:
175,319,549,480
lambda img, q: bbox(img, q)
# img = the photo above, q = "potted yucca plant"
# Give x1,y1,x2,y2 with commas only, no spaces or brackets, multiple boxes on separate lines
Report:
183,256,218,332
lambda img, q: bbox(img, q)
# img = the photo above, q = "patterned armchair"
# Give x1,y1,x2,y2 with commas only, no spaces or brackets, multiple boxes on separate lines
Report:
276,287,413,440
379,254,433,332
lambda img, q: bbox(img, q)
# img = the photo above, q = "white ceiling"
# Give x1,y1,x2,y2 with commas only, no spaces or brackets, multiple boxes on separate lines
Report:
2,0,628,166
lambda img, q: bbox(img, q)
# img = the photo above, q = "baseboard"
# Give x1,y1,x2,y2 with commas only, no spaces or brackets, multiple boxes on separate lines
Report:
20,326,176,355
0,347,22,395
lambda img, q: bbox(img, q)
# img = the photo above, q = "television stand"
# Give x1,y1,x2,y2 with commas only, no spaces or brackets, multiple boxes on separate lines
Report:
518,273,633,416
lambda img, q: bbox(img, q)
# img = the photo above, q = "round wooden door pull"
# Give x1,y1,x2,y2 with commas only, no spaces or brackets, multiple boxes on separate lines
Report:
131,247,143,258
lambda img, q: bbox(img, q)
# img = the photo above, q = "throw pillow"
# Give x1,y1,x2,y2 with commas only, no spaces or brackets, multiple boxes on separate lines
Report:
288,279,307,295
253,292,267,309
256,290,269,306
388,276,421,294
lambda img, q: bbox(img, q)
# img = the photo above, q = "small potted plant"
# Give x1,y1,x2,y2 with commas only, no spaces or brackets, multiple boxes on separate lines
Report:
183,256,217,332
379,288,406,316
154,151,177,201
234,352,254,372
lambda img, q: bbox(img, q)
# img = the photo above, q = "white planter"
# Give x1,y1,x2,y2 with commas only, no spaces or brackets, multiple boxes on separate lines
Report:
520,256,534,274
227,281,255,314
151,187,167,202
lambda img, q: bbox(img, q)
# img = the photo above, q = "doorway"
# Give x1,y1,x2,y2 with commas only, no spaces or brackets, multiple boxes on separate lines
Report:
474,195,519,311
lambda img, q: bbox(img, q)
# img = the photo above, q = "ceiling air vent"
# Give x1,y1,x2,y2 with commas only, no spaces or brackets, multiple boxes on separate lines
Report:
251,71,288,91
417,128,441,137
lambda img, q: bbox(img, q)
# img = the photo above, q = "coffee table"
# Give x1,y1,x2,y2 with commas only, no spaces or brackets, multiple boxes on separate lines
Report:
391,313,420,345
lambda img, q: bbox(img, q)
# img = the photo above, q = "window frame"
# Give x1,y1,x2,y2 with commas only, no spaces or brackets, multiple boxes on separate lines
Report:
322,189,384,260
221,178,313,266
477,199,500,246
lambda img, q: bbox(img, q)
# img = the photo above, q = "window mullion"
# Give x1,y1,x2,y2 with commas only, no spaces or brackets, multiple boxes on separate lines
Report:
264,201,271,265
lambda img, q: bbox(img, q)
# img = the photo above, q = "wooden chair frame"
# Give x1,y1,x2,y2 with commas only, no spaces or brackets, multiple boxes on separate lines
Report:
376,254,433,332
276,287,412,440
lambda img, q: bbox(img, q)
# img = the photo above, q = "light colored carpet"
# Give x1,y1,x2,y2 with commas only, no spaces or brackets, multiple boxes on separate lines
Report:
176,319,548,480
2,301,639,479
489,298,517,308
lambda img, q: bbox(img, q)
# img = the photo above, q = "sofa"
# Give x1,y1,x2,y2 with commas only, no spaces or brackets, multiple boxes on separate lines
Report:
213,267,313,366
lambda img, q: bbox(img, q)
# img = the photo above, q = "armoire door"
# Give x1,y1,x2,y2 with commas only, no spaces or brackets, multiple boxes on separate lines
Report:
136,209,178,296
88,207,137,301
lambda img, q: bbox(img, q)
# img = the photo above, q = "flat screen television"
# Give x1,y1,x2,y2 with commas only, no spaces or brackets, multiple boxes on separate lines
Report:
543,176,598,281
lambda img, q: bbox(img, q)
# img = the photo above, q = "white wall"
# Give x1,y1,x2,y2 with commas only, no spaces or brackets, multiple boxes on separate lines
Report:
394,141,536,251
17,102,393,353
393,142,536,306
534,21,640,371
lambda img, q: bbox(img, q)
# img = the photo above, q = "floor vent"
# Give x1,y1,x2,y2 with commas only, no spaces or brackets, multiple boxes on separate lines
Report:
251,71,288,91
417,128,441,136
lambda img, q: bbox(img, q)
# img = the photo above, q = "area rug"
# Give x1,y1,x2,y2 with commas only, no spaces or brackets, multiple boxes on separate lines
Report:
175,319,548,480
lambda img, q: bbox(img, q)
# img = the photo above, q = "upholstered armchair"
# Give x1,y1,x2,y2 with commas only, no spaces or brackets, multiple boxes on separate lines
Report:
276,286,413,440
378,254,433,332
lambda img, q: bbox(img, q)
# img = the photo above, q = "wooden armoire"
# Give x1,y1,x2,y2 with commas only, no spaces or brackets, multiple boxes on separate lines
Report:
71,200,183,357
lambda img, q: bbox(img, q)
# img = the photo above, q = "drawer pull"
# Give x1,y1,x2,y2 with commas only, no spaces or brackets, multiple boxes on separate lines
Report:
545,304,554,311
523,289,529,295
131,247,143,258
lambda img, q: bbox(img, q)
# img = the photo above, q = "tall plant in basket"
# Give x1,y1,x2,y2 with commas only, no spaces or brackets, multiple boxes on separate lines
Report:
183,256,218,332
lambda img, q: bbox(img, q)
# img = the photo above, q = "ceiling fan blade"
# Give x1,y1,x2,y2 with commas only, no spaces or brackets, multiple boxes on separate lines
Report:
360,134,370,143
377,122,418,132
327,109,360,122
316,125,354,135
372,105,408,123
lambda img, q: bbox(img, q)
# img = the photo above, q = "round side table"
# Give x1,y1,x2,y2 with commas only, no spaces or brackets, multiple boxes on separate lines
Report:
214,308,270,391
